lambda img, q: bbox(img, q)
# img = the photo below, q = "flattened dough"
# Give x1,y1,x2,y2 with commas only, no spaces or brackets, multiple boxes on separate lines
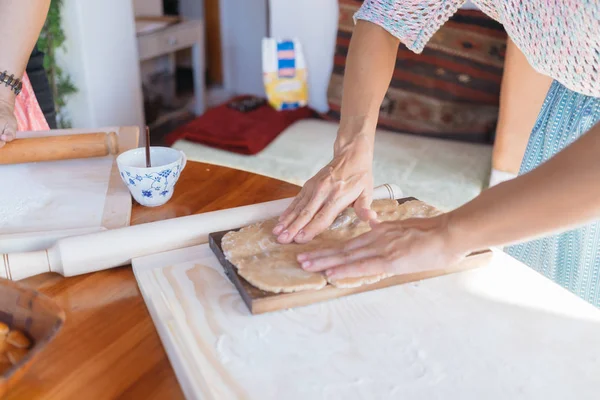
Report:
326,273,391,289
222,200,442,293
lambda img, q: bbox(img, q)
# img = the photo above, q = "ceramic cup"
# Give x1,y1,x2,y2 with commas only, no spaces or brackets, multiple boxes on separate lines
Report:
116,147,187,207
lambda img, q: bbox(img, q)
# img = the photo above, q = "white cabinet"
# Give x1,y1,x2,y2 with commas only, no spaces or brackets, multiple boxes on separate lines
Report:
137,20,203,62
136,18,206,127
57,0,205,145
58,0,145,131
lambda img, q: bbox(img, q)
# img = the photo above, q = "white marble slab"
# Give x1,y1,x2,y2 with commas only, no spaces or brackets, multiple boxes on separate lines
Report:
133,246,600,400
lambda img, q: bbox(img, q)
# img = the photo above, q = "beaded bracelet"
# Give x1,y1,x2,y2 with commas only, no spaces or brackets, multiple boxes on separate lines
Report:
0,70,23,95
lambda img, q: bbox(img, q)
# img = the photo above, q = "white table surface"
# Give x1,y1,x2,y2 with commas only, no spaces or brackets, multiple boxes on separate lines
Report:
134,246,600,400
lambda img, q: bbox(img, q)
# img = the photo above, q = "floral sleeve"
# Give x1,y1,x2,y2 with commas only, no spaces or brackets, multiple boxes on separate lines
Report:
354,0,466,53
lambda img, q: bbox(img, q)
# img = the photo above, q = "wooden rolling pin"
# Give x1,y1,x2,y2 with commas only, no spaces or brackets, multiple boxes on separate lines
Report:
0,184,403,281
0,132,118,165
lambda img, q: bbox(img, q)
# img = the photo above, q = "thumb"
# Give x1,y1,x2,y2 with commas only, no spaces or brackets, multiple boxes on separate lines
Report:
369,218,381,228
354,190,376,221
0,116,17,142
0,129,16,142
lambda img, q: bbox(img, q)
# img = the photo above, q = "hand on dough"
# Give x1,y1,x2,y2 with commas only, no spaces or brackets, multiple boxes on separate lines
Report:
272,135,376,244
297,216,465,280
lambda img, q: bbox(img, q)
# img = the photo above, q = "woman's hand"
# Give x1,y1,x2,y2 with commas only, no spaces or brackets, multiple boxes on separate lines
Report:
273,134,378,244
272,20,402,245
296,215,466,281
0,99,17,148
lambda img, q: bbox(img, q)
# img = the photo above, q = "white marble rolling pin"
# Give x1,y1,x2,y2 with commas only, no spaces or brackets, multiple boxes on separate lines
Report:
0,184,402,281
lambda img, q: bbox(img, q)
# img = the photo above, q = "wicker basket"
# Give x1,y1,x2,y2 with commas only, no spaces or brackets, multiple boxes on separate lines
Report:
0,278,65,397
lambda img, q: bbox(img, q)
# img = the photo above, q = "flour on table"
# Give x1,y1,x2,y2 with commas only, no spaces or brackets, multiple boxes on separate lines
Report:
141,246,600,400
0,168,52,229
222,199,442,293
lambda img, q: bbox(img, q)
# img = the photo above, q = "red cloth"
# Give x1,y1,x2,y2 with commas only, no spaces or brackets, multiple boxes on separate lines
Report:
165,96,316,155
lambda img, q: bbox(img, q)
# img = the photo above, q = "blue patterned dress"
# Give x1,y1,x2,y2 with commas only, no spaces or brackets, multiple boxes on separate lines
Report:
506,81,600,307
353,1,600,306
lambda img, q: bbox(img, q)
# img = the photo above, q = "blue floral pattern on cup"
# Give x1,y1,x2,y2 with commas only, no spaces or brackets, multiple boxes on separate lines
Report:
117,148,187,207
119,166,181,197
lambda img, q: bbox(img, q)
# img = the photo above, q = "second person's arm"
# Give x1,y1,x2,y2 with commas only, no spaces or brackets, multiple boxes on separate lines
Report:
274,20,399,244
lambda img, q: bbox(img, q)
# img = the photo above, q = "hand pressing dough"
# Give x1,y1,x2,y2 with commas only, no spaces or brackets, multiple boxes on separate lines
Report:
233,250,328,293
222,219,328,293
222,200,442,293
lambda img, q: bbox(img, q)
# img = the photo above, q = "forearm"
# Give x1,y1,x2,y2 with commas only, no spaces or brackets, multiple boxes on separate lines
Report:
448,122,600,254
0,0,50,105
335,20,399,153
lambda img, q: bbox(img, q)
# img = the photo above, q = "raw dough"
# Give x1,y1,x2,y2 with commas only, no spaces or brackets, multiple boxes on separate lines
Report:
327,273,391,289
222,218,328,293
222,200,442,293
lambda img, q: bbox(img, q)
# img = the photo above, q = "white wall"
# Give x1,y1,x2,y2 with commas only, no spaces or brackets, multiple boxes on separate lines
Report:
59,0,145,131
270,0,479,113
179,0,204,20
220,0,268,96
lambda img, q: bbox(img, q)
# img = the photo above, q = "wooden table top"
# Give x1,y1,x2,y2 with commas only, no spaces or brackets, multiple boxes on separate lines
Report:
8,161,300,400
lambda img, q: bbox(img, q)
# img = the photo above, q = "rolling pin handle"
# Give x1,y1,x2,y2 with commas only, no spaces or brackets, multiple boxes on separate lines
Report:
372,184,403,200
106,131,119,155
0,251,52,281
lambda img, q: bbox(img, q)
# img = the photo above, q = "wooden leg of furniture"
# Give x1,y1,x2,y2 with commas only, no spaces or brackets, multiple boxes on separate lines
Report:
192,27,206,115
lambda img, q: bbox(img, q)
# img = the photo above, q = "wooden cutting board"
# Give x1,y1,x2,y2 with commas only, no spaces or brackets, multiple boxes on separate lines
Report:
208,198,492,314
0,127,138,254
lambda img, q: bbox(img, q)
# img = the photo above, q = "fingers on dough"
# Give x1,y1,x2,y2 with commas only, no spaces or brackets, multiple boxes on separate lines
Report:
221,200,441,293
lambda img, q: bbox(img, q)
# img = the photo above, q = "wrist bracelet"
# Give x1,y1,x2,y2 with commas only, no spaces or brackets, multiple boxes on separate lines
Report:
0,71,23,95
